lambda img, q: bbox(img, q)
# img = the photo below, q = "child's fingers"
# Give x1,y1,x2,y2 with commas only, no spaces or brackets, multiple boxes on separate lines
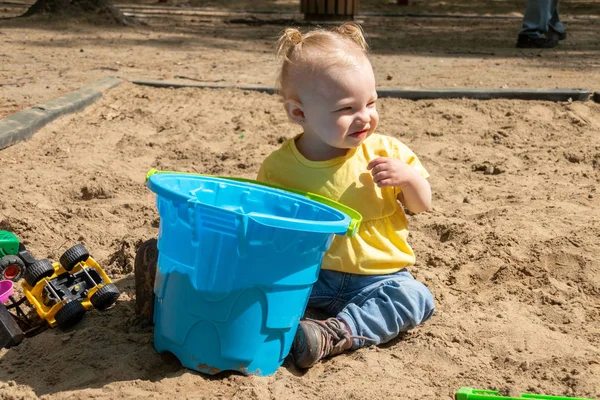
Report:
370,163,388,176
369,159,390,175
366,157,388,170
375,178,393,187
372,171,390,184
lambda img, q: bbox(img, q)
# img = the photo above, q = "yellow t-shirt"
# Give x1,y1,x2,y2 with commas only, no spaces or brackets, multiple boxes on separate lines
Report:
256,133,429,275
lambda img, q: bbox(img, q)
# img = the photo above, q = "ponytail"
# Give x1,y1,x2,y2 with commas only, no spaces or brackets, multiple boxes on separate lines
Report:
333,22,368,51
276,27,304,63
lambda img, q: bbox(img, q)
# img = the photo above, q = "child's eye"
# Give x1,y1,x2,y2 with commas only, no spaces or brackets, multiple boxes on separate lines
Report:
335,107,352,113
368,101,377,107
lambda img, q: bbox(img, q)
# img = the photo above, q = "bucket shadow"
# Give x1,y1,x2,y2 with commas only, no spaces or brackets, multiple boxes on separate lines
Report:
0,273,345,396
0,276,182,396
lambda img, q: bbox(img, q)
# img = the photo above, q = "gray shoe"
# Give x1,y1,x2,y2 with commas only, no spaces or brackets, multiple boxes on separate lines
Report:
291,318,353,369
134,238,158,325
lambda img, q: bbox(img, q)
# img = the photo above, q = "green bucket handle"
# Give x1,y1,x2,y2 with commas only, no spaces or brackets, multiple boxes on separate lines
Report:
146,169,362,237
456,387,596,400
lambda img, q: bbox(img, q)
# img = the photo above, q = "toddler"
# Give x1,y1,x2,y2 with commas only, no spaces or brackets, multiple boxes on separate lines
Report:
256,22,435,369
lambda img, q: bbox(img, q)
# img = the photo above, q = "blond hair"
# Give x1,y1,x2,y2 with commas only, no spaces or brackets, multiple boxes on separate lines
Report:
275,22,369,99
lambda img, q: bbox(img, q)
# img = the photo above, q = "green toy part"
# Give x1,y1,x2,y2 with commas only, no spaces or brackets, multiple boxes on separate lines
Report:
0,231,20,258
145,168,362,237
456,387,596,400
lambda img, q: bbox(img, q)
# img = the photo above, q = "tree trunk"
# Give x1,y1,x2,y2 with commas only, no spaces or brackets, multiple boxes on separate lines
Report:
22,0,137,25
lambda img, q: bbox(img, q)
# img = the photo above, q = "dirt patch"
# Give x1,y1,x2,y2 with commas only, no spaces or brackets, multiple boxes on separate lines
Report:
0,81,598,399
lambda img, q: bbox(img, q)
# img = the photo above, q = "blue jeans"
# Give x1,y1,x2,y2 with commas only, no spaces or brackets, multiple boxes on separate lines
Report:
519,0,565,38
308,268,435,349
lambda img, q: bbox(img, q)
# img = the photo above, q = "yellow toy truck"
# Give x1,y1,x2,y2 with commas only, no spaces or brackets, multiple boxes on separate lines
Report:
22,244,120,329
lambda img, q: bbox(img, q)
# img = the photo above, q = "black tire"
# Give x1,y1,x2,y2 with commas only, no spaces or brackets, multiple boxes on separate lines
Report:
55,300,86,329
23,259,55,287
90,284,120,311
59,244,89,271
0,255,26,282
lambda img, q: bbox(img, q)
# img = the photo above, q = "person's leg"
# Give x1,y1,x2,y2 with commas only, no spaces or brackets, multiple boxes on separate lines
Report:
291,269,435,368
305,269,348,313
292,269,355,368
336,269,435,350
548,0,566,39
517,0,559,48
519,0,552,38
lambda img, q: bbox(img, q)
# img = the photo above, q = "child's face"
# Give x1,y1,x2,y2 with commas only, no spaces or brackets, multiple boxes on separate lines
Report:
297,57,379,155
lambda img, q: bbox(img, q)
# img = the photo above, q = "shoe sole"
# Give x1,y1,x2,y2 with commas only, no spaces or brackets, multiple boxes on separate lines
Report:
291,322,322,369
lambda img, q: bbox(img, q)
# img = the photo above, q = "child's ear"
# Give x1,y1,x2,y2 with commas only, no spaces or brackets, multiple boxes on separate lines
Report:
284,99,305,125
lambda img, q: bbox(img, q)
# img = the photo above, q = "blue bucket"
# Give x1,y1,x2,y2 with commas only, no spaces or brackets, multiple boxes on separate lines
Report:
147,172,356,376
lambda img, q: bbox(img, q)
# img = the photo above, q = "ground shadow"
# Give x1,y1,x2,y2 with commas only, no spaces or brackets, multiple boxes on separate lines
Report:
1,8,597,70
3,0,599,18
0,273,320,395
0,276,183,396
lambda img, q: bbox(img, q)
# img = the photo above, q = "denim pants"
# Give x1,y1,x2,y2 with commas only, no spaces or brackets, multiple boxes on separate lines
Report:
308,268,435,349
519,0,565,38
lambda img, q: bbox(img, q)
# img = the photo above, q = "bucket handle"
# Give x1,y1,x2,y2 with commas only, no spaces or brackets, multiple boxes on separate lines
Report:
245,212,349,235
146,169,361,237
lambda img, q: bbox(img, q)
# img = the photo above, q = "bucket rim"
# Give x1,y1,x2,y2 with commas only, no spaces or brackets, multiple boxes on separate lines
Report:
146,170,361,236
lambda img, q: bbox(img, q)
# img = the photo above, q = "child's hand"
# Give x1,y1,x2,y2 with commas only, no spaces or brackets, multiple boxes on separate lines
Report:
367,157,432,213
367,157,416,188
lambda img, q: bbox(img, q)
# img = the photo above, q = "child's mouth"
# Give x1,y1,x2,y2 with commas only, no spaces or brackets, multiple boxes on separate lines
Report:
349,129,368,139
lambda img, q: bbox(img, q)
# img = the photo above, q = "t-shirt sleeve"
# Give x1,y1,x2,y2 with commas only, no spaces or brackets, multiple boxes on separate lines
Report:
256,161,269,182
256,142,291,185
389,137,429,179
257,153,277,183
385,136,429,198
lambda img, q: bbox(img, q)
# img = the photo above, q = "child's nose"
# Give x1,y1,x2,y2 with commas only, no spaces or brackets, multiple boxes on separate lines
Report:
356,108,370,123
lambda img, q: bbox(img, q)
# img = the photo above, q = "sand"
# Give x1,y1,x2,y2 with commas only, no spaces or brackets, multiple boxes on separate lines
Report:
0,0,599,399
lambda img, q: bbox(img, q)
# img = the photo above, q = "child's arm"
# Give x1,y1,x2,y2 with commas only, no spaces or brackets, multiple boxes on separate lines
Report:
367,157,432,213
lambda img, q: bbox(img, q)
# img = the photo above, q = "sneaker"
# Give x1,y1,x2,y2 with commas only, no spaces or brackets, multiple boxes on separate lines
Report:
516,34,558,48
134,238,158,325
291,317,353,369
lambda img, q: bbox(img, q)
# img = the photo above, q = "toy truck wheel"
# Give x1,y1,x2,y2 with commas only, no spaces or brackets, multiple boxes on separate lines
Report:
0,255,26,282
23,259,55,286
90,284,120,311
55,300,86,329
59,244,89,271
